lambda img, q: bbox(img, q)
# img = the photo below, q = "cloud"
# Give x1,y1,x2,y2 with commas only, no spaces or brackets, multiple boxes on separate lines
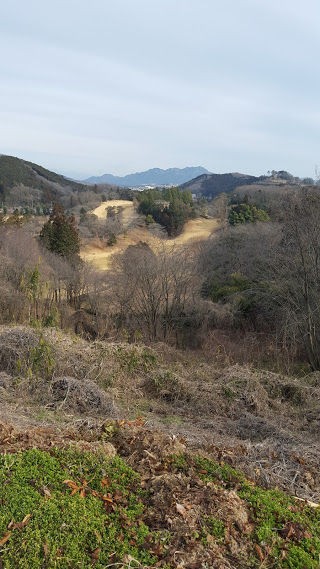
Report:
1,0,320,177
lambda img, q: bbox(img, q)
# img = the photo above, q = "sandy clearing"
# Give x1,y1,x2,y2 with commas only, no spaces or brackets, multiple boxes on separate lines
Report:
92,200,138,228
81,227,160,270
81,200,220,270
93,200,134,217
173,217,219,244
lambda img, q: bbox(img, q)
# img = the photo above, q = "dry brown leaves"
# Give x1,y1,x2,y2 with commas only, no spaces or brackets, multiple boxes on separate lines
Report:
0,514,32,547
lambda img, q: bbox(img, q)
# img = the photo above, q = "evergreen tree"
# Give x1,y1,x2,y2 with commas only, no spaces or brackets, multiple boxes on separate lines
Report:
39,204,80,262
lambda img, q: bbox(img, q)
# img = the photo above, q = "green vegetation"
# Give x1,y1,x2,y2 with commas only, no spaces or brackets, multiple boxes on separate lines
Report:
114,344,157,373
137,187,196,236
0,449,158,568
238,486,320,569
193,455,246,487
2,446,318,569
228,203,270,225
0,154,133,211
202,272,251,302
202,516,225,542
39,204,80,262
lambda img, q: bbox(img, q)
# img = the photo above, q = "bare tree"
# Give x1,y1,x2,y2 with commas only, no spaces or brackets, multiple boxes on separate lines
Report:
110,242,197,342
272,191,320,369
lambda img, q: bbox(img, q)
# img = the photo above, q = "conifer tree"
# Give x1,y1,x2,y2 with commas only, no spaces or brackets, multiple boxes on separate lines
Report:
39,204,80,262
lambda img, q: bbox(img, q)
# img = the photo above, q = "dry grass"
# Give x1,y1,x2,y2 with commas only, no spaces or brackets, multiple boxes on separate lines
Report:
81,200,220,270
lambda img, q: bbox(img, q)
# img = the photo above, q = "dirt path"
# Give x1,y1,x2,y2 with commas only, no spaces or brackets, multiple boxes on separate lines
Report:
81,200,220,270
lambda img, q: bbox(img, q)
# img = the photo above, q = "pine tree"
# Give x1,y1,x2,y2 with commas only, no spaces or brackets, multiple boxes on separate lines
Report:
39,204,80,262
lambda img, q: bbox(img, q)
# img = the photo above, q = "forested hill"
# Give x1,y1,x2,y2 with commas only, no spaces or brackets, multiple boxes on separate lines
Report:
0,155,84,191
0,155,129,210
180,171,265,197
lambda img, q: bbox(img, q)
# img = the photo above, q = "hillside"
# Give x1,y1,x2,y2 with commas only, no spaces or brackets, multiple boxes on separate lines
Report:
0,155,128,211
180,172,265,197
84,166,210,187
0,326,319,568
0,155,85,191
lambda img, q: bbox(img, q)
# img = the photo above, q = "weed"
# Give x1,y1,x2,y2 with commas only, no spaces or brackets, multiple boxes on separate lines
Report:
144,369,187,402
115,345,157,373
169,453,188,473
162,415,183,426
16,335,54,381
193,455,246,487
222,386,236,399
202,516,225,542
239,484,320,568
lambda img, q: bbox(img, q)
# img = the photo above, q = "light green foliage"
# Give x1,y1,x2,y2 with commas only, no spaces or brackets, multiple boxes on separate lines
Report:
1,447,319,568
193,455,246,487
21,266,41,303
42,307,60,328
202,516,225,542
145,213,155,224
0,449,158,568
238,485,320,568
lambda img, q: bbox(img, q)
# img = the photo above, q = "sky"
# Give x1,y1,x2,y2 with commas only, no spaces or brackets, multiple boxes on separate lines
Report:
1,0,320,180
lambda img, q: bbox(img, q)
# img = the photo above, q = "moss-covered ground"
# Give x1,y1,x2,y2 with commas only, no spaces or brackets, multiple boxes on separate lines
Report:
0,438,319,568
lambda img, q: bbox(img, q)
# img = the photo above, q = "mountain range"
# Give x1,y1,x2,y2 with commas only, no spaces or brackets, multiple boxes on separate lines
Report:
83,166,210,187
0,155,307,211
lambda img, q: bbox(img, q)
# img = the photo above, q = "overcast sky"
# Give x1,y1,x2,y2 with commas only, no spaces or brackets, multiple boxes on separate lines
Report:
1,0,320,179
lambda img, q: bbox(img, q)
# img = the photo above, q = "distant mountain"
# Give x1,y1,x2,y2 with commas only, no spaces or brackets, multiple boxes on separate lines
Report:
180,172,265,197
83,166,211,187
